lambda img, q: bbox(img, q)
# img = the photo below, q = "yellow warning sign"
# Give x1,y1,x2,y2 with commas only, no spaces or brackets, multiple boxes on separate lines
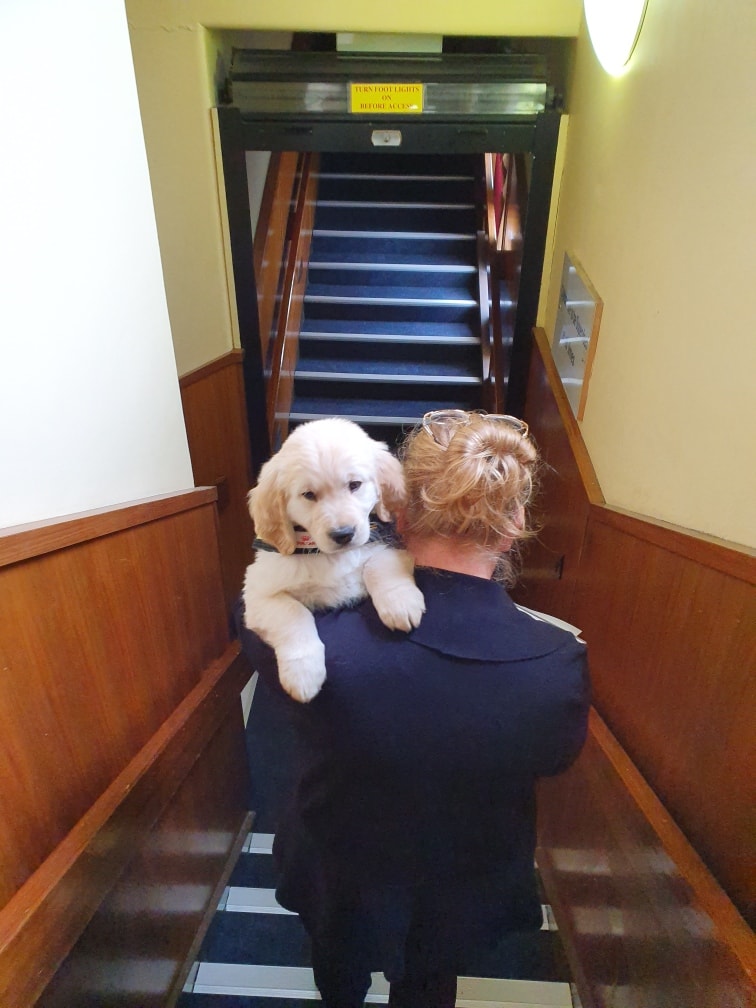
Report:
349,83,424,114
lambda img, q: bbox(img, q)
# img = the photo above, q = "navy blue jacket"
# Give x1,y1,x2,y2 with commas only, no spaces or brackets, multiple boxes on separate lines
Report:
237,567,590,979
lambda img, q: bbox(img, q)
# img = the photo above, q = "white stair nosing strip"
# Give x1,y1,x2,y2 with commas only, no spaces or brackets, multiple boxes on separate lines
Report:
295,371,481,385
313,229,476,241
305,294,477,307
309,261,477,273
318,173,475,182
287,412,426,425
193,963,320,999
243,831,274,854
225,886,295,915
193,964,572,1005
222,885,551,930
318,200,475,210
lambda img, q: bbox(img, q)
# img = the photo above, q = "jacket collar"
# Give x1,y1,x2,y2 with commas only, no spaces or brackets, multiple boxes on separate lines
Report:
407,567,573,661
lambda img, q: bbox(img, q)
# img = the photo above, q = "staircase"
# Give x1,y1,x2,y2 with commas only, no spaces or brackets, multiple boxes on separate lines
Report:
289,152,490,448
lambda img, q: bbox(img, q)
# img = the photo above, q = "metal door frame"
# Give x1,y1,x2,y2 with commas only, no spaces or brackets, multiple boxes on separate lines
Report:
216,104,560,473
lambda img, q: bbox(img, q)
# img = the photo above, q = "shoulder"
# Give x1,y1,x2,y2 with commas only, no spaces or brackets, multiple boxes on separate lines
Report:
406,568,586,663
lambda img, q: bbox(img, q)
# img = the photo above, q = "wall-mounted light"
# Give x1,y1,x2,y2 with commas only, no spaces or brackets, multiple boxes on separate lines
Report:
584,0,649,74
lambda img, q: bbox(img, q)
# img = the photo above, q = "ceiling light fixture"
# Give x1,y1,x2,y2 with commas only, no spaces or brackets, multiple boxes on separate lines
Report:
584,0,649,74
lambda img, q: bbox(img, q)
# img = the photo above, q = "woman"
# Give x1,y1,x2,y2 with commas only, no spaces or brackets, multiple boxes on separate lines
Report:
237,409,590,1008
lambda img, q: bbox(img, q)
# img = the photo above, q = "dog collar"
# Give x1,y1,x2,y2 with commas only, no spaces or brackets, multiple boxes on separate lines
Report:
254,525,320,555
253,517,399,556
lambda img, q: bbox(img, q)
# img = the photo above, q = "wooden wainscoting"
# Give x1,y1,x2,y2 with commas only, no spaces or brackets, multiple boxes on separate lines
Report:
572,505,755,927
515,328,756,1006
0,490,252,1007
515,326,603,622
537,711,755,1008
180,352,255,611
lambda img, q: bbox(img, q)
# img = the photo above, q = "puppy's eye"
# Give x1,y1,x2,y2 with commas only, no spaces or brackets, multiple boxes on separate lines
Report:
348,481,362,493
302,490,317,501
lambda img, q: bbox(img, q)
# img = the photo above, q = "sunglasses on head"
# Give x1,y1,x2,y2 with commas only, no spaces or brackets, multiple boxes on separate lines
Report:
421,409,530,449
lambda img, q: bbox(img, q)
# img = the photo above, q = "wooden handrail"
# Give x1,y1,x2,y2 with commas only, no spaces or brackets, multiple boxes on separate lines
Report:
538,710,756,1007
254,152,300,371
265,152,318,451
0,488,218,567
266,153,306,437
482,152,526,413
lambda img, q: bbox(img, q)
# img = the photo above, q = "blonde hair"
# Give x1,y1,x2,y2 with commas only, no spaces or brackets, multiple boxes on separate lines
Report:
399,412,539,585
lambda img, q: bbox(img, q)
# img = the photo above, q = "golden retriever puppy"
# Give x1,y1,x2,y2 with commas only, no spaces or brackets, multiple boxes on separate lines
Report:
243,418,425,702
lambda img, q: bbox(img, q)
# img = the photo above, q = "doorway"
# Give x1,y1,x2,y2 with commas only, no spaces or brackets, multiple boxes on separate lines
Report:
215,40,563,472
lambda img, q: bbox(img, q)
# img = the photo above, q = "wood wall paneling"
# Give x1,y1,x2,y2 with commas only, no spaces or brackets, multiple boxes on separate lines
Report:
520,328,756,1003
36,703,252,1008
521,328,755,926
572,511,756,927
0,497,228,903
512,327,602,623
180,352,255,610
0,491,252,1007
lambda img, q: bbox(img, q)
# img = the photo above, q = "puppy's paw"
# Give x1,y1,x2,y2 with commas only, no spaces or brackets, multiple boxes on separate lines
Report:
278,649,326,703
372,582,426,633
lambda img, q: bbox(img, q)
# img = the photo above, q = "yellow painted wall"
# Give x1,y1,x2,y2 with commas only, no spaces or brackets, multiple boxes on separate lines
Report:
542,0,756,547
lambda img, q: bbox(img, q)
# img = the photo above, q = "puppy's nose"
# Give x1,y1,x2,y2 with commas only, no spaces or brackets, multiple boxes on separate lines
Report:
329,525,356,547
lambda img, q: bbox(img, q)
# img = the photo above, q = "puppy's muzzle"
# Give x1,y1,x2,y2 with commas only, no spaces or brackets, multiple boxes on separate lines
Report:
329,525,356,547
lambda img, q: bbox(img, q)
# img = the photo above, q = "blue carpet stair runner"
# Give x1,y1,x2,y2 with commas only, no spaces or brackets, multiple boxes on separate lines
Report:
288,152,500,449
178,677,579,1007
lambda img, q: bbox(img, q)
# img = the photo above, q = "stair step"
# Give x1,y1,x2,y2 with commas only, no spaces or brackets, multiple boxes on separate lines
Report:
300,327,480,345
307,266,477,295
298,338,480,369
304,301,476,326
314,204,478,232
317,200,475,211
294,372,480,394
290,391,480,421
309,260,476,275
318,151,478,174
295,370,481,385
300,332,479,348
311,231,476,261
317,176,477,203
288,406,463,425
308,251,476,270
298,338,479,365
313,228,476,242
319,172,475,181
305,287,476,306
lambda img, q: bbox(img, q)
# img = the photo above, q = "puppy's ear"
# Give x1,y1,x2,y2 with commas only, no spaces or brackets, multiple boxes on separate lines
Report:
248,463,296,555
373,444,407,521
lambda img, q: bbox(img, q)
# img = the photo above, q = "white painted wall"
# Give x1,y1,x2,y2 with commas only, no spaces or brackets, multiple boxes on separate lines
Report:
0,0,193,530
